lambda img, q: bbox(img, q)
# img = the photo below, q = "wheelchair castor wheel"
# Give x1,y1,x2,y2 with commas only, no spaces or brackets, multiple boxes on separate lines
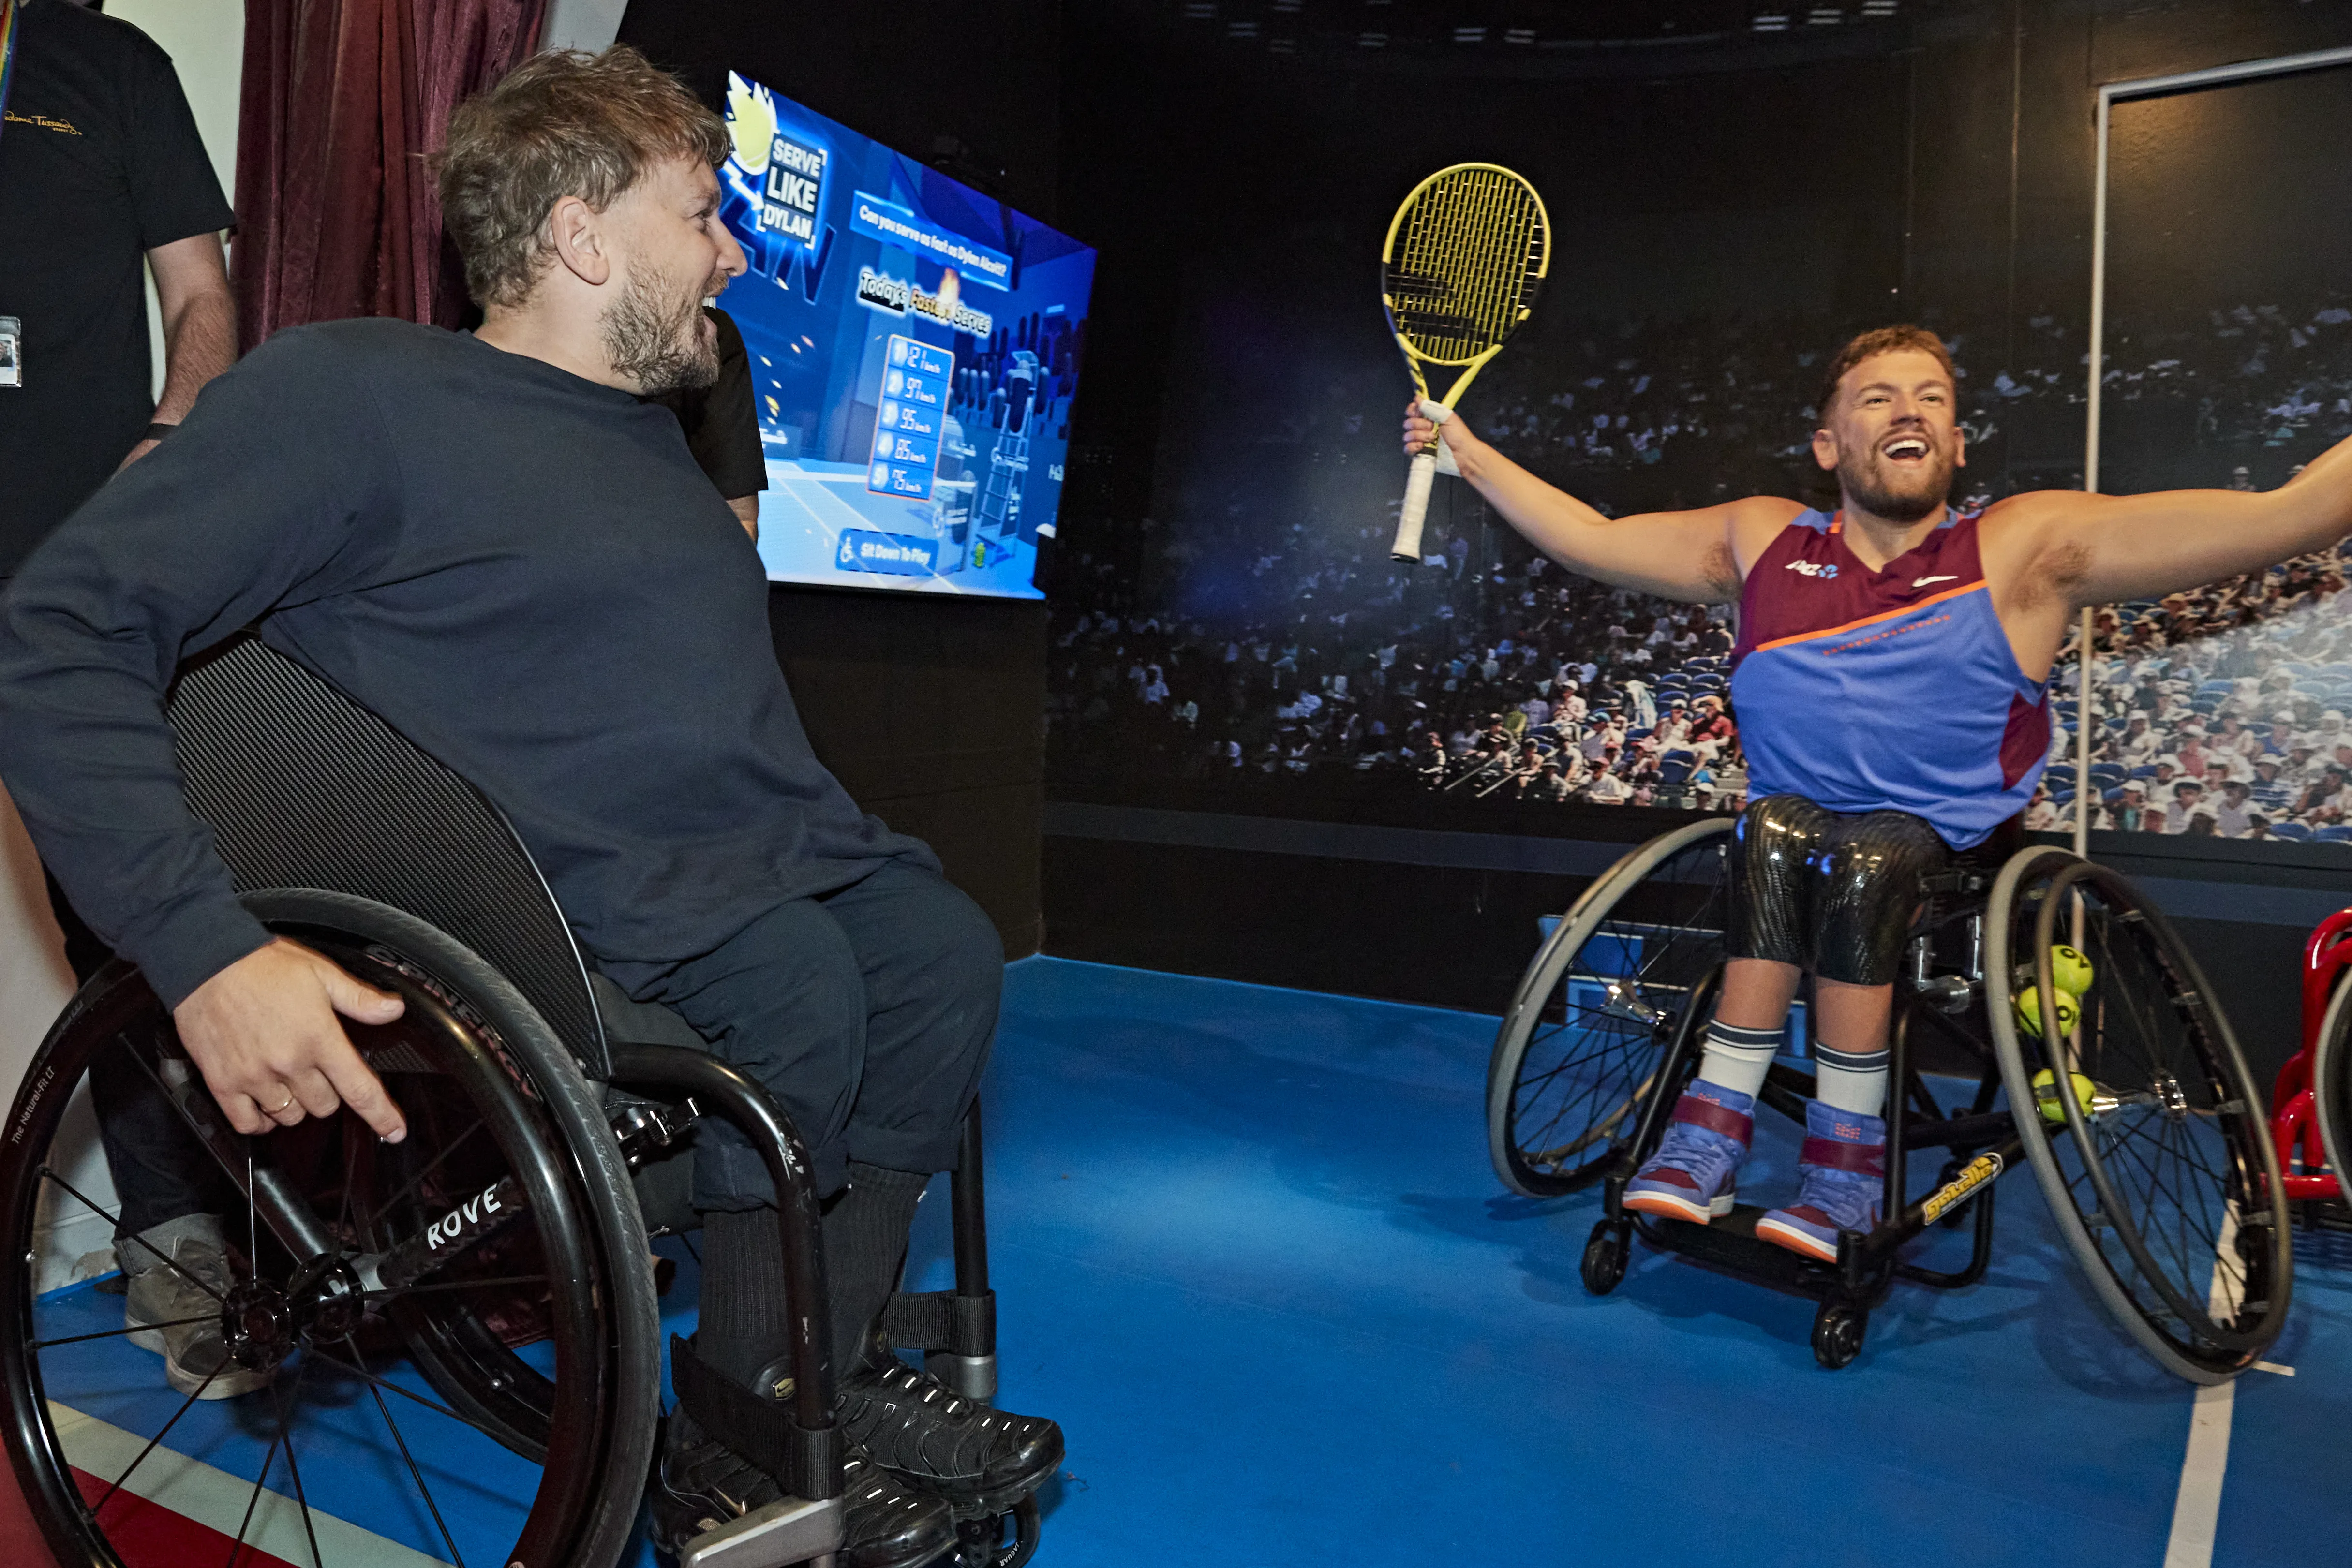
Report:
954,1495,1042,1568
1811,1302,1868,1370
1581,1219,1630,1296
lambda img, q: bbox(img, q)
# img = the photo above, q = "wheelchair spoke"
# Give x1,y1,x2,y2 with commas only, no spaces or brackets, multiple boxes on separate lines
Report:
31,1313,216,1351
37,1165,227,1306
343,1335,467,1568
301,1344,525,1449
365,1117,489,1232
225,1424,284,1568
94,1364,224,1512
269,1358,323,1568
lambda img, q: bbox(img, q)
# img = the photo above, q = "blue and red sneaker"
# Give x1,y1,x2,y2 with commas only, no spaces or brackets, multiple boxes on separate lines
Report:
1756,1101,1886,1262
1622,1081,1753,1224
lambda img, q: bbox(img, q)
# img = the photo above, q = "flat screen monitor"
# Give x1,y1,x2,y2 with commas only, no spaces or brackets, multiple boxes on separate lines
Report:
715,73,1095,598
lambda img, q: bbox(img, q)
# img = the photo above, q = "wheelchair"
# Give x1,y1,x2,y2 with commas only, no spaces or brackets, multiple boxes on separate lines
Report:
2272,906,2352,1211
1485,814,2294,1382
0,637,1035,1568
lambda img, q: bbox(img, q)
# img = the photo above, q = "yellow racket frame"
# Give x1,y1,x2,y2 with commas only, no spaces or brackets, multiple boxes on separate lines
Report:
1381,163,1550,559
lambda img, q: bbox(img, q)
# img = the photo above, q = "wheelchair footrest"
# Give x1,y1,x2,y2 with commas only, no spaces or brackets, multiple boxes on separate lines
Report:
1641,1205,1849,1300
882,1288,996,1359
679,1495,844,1568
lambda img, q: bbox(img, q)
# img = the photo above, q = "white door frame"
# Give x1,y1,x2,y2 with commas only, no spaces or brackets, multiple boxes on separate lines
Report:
2071,44,2352,852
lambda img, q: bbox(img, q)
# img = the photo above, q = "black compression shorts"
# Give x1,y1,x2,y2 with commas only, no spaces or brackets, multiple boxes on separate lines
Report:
1726,794,1949,987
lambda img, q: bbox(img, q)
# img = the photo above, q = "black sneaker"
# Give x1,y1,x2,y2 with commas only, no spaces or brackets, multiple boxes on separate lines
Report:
835,1351,1063,1518
653,1415,957,1568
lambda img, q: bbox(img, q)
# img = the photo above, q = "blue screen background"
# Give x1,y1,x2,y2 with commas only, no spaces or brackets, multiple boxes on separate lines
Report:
715,73,1096,598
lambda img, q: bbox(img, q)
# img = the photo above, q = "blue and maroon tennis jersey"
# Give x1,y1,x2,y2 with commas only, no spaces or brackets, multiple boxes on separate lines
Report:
1727,508,2051,848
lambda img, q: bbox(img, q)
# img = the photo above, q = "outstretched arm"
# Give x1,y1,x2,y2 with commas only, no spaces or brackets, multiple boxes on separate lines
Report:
1402,401,1795,603
1998,432,2352,606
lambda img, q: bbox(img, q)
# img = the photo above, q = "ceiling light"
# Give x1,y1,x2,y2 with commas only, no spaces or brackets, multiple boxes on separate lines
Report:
1752,10,1790,30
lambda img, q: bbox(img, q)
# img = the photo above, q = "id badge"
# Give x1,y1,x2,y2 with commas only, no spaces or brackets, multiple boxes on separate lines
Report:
0,317,19,388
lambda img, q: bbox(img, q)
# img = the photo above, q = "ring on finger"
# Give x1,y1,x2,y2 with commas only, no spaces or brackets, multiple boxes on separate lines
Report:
268,1089,297,1116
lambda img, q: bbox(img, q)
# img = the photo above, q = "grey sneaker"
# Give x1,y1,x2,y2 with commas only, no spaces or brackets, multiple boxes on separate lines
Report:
121,1215,268,1400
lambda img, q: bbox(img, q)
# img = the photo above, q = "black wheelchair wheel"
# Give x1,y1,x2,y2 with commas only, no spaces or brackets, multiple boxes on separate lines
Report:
2310,961,2352,1198
1987,849,2293,1383
1487,817,1734,1196
0,891,661,1568
1810,1302,1867,1371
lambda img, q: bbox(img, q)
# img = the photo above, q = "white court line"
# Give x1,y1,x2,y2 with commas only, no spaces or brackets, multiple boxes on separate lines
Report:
51,1400,443,1566
2162,1204,2245,1568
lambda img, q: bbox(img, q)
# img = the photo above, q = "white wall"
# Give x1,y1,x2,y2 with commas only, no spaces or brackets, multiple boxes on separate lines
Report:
108,0,244,400
540,0,629,54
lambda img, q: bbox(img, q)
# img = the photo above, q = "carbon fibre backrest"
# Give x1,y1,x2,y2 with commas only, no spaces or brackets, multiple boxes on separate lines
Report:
163,635,610,1077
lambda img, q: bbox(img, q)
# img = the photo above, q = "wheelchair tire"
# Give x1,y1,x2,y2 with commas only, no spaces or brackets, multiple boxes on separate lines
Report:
1487,817,1735,1197
1986,849,2293,1384
2310,964,2352,1201
0,890,662,1568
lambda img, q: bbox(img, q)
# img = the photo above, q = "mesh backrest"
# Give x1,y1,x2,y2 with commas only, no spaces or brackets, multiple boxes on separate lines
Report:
164,636,610,1076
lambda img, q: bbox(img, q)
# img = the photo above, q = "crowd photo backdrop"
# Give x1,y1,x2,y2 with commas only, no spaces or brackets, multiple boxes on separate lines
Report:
1044,7,2352,855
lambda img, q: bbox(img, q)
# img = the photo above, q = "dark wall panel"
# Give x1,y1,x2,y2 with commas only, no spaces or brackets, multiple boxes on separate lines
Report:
770,586,1045,956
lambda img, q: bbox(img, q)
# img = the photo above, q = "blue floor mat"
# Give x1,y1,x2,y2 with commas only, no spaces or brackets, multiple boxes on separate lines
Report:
42,955,2352,1567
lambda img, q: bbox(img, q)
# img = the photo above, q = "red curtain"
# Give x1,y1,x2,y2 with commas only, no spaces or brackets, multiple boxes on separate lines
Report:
234,0,548,347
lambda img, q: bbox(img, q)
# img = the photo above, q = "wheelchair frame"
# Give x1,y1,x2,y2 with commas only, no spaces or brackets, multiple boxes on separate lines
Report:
0,634,1016,1568
2271,907,2352,1207
1583,859,2025,1368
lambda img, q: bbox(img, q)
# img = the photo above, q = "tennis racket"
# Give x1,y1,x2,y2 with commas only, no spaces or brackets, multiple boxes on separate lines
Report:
1381,163,1550,562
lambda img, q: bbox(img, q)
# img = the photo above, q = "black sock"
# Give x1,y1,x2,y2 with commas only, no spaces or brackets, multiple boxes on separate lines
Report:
823,1162,931,1377
693,1164,933,1396
695,1206,793,1393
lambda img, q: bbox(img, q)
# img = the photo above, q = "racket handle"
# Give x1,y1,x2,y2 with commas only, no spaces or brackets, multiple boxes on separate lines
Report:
1393,450,1438,562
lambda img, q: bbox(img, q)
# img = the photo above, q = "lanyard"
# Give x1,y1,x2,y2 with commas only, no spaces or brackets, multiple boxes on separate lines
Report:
0,0,20,153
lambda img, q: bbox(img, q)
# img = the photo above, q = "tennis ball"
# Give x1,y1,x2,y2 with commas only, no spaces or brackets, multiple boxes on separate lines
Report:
2048,944,2095,999
2012,983,2079,1039
2031,1067,2099,1124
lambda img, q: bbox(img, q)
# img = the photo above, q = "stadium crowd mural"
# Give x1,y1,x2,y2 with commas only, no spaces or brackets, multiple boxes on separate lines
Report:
1048,297,2352,844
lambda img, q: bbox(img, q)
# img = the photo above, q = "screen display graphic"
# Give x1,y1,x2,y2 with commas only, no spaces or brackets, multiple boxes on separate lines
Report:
716,74,1096,598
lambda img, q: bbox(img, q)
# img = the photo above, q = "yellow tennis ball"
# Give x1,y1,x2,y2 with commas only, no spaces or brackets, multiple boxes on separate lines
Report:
2031,1067,2099,1124
2048,944,2094,998
2013,984,2079,1039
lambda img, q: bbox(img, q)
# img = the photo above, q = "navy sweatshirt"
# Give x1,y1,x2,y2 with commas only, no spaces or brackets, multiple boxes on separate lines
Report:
0,318,933,1006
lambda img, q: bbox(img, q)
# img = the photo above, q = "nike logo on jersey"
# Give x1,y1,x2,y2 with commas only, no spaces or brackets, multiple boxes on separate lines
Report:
1913,575,1958,587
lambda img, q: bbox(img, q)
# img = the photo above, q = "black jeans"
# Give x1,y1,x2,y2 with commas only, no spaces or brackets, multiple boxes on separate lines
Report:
609,858,1003,1207
46,870,228,1239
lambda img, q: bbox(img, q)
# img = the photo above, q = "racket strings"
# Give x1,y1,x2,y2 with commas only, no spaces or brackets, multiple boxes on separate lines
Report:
1387,167,1545,362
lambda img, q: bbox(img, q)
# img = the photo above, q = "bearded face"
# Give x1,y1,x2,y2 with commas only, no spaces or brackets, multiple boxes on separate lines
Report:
1815,349,1965,524
600,256,722,396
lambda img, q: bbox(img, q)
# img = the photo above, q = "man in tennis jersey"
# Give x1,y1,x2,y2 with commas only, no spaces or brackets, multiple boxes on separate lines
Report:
1402,325,2352,1260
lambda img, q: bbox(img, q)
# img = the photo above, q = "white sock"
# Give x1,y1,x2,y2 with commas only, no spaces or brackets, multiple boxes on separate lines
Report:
1696,1019,1782,1102
1812,1041,1891,1118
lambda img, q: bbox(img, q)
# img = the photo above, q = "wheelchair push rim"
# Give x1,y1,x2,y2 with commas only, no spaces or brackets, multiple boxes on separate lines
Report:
1986,847,2292,1383
1488,816,1734,1197
0,895,660,1568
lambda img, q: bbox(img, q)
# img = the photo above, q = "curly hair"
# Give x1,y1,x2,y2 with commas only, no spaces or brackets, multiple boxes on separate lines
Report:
1815,325,1957,424
436,46,729,310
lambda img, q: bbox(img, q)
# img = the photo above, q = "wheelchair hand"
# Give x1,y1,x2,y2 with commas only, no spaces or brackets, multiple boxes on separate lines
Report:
172,938,409,1143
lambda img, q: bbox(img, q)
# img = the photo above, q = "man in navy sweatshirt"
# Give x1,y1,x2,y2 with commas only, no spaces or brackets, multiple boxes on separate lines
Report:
0,47,1055,1568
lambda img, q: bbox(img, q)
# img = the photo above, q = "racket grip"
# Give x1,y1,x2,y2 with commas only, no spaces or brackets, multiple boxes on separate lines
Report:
1393,450,1438,562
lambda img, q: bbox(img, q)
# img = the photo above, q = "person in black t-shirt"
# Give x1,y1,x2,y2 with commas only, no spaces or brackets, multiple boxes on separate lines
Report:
0,0,243,1399
0,0,236,565
650,304,768,541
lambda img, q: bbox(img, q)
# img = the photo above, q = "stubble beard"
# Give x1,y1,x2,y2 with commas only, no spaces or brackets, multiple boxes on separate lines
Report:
1838,445,1953,525
602,262,718,396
